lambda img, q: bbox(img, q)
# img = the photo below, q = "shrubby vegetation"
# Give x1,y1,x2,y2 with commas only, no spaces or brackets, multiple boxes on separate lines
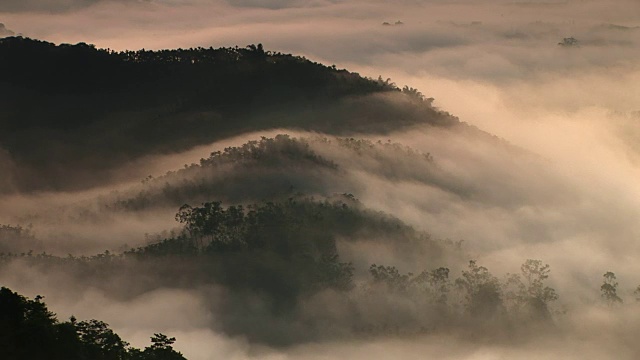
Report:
0,287,186,360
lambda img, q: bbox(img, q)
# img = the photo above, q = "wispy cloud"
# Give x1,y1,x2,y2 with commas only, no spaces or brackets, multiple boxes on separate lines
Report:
2,0,640,359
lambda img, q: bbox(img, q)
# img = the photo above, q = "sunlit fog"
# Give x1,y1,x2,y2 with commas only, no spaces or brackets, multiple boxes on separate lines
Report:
1,1,639,359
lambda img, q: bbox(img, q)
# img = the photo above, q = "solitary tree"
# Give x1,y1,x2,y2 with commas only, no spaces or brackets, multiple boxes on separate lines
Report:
601,271,622,306
520,260,558,302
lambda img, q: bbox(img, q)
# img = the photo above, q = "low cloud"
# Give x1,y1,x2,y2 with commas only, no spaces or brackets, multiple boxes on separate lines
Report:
3,0,640,358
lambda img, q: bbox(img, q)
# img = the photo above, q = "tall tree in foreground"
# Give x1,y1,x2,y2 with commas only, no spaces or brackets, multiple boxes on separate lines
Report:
129,334,186,360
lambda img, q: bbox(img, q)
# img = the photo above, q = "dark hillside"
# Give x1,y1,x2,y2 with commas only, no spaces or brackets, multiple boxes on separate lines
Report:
0,197,450,345
0,286,187,360
0,37,457,192
104,134,442,213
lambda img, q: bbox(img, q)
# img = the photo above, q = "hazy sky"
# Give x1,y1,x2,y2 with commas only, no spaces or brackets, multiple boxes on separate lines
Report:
2,1,640,359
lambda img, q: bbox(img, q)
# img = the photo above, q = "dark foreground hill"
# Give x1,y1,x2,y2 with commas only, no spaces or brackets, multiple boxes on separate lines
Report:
0,286,187,360
0,37,458,193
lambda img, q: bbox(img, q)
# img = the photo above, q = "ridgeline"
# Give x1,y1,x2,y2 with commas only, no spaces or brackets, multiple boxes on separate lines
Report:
0,37,457,192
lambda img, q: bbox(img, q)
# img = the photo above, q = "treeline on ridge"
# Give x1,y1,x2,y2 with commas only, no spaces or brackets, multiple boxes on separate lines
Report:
2,197,639,345
2,196,434,309
107,134,437,212
0,37,457,193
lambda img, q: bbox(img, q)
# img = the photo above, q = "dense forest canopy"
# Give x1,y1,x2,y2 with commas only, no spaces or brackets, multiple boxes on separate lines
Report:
0,37,458,193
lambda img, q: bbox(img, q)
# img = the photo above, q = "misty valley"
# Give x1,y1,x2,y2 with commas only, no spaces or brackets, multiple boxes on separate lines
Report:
2,9,640,358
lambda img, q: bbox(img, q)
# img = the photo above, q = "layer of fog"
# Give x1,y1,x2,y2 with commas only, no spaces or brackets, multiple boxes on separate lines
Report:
5,258,640,360
2,120,640,357
2,0,640,359
4,120,638,303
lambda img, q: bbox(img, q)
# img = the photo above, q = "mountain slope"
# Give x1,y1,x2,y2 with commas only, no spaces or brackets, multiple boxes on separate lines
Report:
0,37,458,193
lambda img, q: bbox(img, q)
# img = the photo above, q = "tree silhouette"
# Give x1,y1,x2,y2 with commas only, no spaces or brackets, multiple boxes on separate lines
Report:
76,319,129,360
504,259,558,320
129,334,186,360
601,271,622,306
422,267,451,305
455,260,503,319
0,286,187,360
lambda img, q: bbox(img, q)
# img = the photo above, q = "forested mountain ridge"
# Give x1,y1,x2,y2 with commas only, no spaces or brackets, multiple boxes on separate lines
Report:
0,36,570,355
104,134,442,212
0,37,458,193
0,196,453,345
